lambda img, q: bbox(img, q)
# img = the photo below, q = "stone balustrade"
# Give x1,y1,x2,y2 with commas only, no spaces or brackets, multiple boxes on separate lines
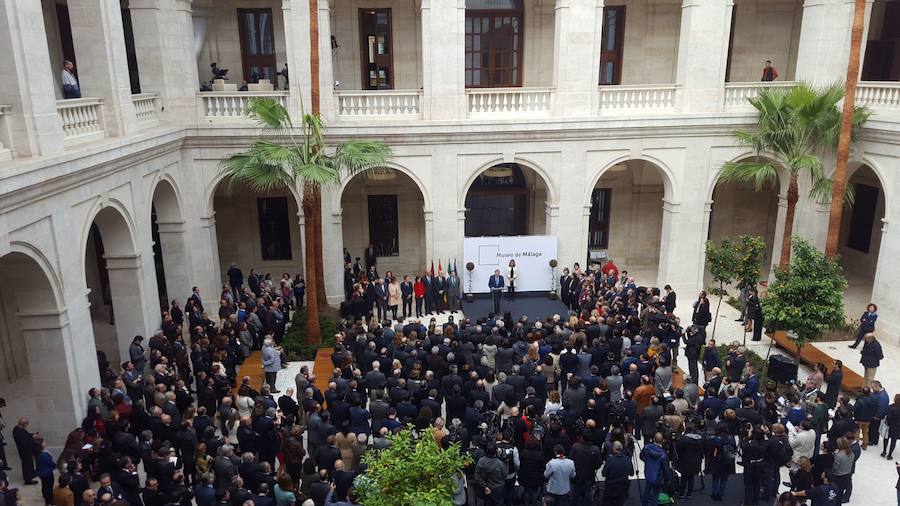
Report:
198,91,289,122
857,82,900,111
723,81,797,108
133,92,161,127
57,98,105,146
466,88,554,117
597,84,680,113
335,90,422,118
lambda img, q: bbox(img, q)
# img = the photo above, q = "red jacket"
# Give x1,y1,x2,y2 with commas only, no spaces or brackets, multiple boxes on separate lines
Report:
414,281,426,298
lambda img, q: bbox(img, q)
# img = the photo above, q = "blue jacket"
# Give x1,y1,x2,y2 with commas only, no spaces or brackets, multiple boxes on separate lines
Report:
640,443,669,485
35,451,54,479
875,389,890,418
860,311,878,332
194,483,215,506
488,274,505,290
743,374,760,401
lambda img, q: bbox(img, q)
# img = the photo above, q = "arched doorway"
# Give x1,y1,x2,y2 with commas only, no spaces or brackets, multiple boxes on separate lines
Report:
707,164,782,283
85,206,148,366
838,164,886,315
341,168,426,276
0,251,93,444
464,163,549,237
212,180,305,288
588,159,668,284
150,180,189,311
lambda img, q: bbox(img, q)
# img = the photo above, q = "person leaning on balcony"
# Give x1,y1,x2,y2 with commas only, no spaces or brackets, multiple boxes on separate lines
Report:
61,60,81,99
761,60,779,82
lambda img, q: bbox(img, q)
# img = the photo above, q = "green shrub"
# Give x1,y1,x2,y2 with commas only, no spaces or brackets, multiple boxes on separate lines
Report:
700,343,768,379
282,308,337,361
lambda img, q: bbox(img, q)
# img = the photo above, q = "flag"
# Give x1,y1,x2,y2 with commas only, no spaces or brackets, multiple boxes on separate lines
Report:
454,258,458,275
430,260,434,277
438,259,443,274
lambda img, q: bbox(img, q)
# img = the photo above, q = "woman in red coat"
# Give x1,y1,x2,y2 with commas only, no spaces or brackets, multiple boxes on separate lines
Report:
413,276,426,318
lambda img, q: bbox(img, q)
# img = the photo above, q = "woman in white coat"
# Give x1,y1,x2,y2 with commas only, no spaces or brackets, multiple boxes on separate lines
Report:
506,259,518,301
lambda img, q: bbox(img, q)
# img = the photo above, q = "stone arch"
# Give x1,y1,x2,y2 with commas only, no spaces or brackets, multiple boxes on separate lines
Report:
460,156,559,210
149,177,190,307
334,162,433,213
82,202,148,366
205,170,304,218
0,248,94,445
706,153,787,281
584,153,679,206
705,152,791,203
339,167,429,278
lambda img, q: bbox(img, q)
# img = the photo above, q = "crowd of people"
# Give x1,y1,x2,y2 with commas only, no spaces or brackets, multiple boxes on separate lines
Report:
0,258,897,506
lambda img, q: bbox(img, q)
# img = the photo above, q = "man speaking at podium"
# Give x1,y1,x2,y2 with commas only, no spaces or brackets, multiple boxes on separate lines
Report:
489,269,505,314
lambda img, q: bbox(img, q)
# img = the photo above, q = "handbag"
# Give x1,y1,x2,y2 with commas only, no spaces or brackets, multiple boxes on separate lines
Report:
880,419,890,439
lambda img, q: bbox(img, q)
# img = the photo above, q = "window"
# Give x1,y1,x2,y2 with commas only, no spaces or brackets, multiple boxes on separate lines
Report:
598,6,625,85
121,9,141,94
368,195,400,256
465,164,528,237
588,189,612,249
465,0,523,87
257,197,292,261
846,183,880,253
238,9,277,83
359,9,393,89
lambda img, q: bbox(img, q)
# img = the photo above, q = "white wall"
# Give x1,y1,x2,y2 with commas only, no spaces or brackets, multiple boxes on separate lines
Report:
612,0,682,85
727,0,803,82
213,185,306,281
522,0,555,88
708,180,780,282
341,172,426,276
330,0,422,91
839,165,885,280
193,0,288,86
593,161,664,274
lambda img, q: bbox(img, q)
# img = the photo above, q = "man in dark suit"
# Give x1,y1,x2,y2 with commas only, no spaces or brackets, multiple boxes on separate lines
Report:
433,273,446,314
488,269,505,314
343,263,355,301
400,276,414,319
373,279,388,321
188,286,204,313
364,243,377,270
353,258,363,277
12,418,36,485
423,273,435,315
560,268,572,307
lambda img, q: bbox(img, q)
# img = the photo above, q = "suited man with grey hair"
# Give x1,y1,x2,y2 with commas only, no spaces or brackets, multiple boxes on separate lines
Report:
262,338,281,392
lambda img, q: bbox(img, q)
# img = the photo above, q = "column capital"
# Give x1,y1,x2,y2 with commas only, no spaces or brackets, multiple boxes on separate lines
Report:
15,309,69,331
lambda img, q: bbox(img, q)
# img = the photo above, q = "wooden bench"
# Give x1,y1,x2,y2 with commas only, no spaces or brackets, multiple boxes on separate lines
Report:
770,330,865,393
314,348,334,394
233,351,266,393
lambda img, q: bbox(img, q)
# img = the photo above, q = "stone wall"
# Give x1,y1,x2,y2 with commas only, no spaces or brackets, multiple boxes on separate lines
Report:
727,0,803,82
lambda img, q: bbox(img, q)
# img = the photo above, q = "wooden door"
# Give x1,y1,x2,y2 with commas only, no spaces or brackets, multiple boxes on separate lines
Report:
359,9,394,90
238,8,277,83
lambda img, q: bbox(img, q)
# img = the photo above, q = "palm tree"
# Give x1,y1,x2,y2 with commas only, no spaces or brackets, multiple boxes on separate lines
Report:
825,0,868,258
220,98,391,344
718,83,868,268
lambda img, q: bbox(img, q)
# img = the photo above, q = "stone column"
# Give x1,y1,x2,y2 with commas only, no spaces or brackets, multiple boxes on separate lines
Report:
318,0,336,122
197,214,222,299
871,219,898,344
283,0,313,122
128,0,199,124
104,254,154,363
674,0,734,113
0,0,65,157
67,0,138,137
156,219,192,303
326,210,345,305
794,0,875,85
424,210,435,273
552,0,603,117
18,310,97,445
420,0,466,120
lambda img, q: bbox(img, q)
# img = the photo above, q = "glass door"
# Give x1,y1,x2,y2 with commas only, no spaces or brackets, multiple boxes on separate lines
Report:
359,9,393,90
237,8,277,83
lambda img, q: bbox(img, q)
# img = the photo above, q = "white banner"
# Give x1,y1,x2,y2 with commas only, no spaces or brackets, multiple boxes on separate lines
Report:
463,235,558,293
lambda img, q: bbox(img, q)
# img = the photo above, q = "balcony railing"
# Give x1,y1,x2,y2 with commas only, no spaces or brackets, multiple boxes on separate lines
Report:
0,105,11,161
857,82,900,111
133,92,161,127
57,98,105,146
198,91,289,122
724,81,797,108
597,84,679,113
466,88,553,117
335,90,422,118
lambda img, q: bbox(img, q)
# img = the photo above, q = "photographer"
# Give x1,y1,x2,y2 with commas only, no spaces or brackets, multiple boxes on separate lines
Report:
674,423,704,499
741,426,768,506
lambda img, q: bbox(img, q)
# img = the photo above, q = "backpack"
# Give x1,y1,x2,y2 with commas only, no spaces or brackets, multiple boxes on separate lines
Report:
775,438,794,465
497,443,518,474
721,438,738,461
